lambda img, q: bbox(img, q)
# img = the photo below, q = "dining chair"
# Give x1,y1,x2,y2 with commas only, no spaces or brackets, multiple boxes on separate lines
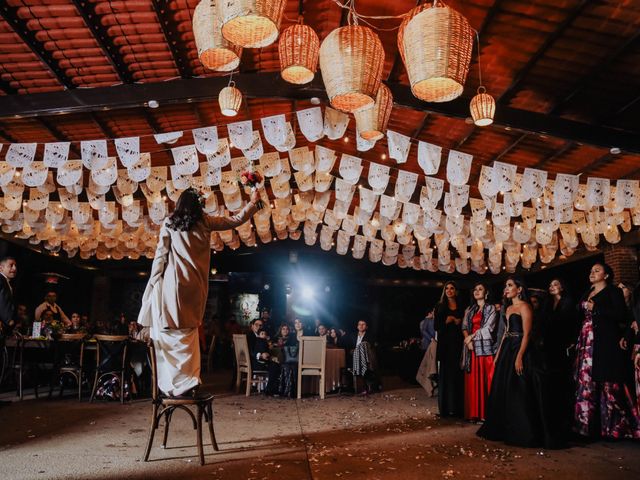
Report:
48,333,85,400
142,340,218,466
297,336,327,400
232,334,268,396
89,334,129,403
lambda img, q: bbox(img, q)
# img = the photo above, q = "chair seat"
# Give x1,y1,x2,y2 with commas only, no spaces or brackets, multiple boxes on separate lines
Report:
301,368,322,375
161,391,214,405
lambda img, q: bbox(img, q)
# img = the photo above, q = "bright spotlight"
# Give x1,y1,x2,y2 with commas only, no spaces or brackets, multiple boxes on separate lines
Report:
302,286,314,299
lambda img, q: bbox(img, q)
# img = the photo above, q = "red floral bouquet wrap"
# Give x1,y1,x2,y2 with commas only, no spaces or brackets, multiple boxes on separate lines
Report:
240,170,265,210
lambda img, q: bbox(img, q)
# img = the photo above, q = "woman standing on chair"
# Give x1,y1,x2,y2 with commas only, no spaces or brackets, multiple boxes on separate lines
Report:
478,277,540,447
434,281,464,417
138,186,259,397
574,262,640,439
462,282,498,422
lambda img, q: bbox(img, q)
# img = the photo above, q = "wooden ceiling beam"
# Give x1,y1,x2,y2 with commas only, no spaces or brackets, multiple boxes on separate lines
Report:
532,141,575,170
575,153,612,176
151,0,193,79
0,77,18,95
0,4,75,90
70,0,135,84
497,0,591,104
1,73,639,153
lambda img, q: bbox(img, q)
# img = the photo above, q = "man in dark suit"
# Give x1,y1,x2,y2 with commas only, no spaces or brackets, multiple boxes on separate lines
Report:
0,256,17,335
246,318,280,394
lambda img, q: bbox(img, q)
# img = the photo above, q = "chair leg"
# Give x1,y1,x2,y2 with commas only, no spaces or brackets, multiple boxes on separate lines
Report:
235,368,241,393
245,372,251,397
206,402,219,451
78,369,82,401
143,403,159,461
89,371,99,402
162,409,173,448
120,371,125,404
196,405,205,465
320,373,325,400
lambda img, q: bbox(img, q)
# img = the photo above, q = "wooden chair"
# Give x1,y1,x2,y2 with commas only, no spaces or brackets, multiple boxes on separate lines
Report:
232,334,268,396
142,340,218,466
297,336,327,400
89,334,129,404
204,335,216,373
48,333,85,400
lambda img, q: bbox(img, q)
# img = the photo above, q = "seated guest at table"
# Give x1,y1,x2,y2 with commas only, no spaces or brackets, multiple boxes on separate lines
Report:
247,319,280,395
14,304,32,336
317,323,329,338
35,290,71,328
274,324,295,348
294,318,305,340
352,319,380,394
66,312,86,333
328,327,340,347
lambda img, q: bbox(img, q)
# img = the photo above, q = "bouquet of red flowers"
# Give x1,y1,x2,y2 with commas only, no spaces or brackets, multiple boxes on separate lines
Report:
239,170,264,209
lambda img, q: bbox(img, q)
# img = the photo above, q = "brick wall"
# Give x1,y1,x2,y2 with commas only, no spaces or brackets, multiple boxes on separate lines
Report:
603,245,639,287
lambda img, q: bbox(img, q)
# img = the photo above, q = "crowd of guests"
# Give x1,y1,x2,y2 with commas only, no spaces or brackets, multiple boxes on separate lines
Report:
421,261,640,448
242,311,379,397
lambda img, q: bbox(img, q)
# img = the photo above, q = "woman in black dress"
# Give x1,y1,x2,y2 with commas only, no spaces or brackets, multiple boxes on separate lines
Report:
478,277,541,447
434,281,464,417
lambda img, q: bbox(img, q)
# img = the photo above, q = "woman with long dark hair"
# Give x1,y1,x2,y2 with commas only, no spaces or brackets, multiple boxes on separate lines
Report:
461,282,498,422
574,262,640,439
138,187,259,396
478,277,540,446
434,281,464,417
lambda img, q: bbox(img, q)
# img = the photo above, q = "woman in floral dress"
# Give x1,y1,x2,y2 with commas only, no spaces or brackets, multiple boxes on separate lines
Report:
574,262,640,439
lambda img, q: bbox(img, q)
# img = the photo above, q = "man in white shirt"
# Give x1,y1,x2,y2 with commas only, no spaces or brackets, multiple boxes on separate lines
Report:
34,291,70,327
0,256,17,333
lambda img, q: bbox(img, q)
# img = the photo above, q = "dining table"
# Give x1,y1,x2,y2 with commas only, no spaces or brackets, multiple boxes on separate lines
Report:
301,347,346,395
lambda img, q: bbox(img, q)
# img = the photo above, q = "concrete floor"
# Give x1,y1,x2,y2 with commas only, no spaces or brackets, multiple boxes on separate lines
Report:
0,373,638,480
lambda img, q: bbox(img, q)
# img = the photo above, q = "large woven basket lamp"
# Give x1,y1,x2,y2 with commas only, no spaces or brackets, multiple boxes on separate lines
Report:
194,0,242,72
219,81,243,116
278,22,319,85
218,0,286,48
354,83,393,141
398,1,473,103
319,25,385,113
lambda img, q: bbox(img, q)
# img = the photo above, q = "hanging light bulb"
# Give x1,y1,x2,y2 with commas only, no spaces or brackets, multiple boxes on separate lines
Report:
219,81,242,117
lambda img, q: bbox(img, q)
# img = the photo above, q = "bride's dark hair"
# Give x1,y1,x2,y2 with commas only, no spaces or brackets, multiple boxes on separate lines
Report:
166,188,203,232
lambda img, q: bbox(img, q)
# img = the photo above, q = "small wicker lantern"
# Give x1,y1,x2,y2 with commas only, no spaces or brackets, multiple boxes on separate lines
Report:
398,1,473,103
218,0,286,49
219,82,243,117
194,0,242,72
470,86,495,126
278,22,319,85
319,25,385,113
354,83,393,141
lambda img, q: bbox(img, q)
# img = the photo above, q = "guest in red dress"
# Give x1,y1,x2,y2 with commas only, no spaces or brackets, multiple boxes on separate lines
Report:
462,282,498,422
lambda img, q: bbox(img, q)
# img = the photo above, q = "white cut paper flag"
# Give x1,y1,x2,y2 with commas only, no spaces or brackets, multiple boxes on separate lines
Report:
443,192,462,217
522,167,547,200
73,203,92,225
493,161,517,192
422,177,444,208
394,170,418,203
230,156,250,177
6,143,37,167
356,130,376,152
171,144,199,175
323,107,349,140
207,138,231,168
290,147,315,175
117,169,138,195
334,178,355,203
81,140,108,170
314,171,333,192
380,194,398,219
387,130,411,164
359,187,379,212
170,165,192,190
261,114,287,147
418,141,441,175
297,107,324,142
146,165,167,192
127,152,151,182
22,161,48,187
43,142,69,168
402,202,420,225
114,137,140,167
479,165,499,196
154,131,183,144
368,162,390,193
0,162,15,186
192,126,218,154
38,171,56,194
446,149,473,186
57,160,83,187
293,171,314,192
315,146,336,173
203,162,222,186
339,154,362,185
450,184,469,208
274,123,296,152
615,179,639,209
586,177,610,208
91,157,117,187
28,188,49,211
241,131,263,161
554,173,579,206
227,120,253,150
260,152,281,177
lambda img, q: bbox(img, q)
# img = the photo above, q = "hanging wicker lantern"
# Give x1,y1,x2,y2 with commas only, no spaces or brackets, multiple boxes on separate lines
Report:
470,86,495,126
278,23,319,85
398,1,473,103
219,82,242,117
319,25,385,113
354,83,393,141
217,0,286,48
194,0,242,72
